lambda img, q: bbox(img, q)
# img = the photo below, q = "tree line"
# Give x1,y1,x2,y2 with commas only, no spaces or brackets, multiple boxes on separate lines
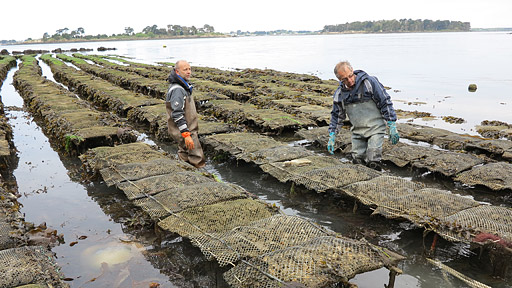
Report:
140,24,215,36
323,19,471,33
40,24,217,42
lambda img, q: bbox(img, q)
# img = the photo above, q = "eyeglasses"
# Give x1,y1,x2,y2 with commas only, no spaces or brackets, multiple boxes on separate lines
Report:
339,73,354,83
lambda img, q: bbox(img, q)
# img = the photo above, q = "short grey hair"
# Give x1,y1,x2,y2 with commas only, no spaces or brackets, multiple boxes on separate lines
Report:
334,61,353,78
174,60,186,71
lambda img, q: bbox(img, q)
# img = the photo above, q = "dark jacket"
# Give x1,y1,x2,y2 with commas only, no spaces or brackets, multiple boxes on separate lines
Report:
328,70,397,133
166,70,195,134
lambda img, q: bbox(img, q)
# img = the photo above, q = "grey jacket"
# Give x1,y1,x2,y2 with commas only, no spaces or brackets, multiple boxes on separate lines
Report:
328,70,397,133
165,69,196,134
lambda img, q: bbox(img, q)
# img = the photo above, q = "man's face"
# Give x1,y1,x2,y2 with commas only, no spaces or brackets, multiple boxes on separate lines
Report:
176,61,192,81
337,67,355,89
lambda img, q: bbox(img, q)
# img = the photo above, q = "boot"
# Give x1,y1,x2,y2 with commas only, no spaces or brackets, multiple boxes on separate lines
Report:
352,158,366,165
367,161,382,171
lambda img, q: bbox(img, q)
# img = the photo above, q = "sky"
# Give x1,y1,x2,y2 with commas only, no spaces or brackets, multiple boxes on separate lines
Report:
2,0,511,41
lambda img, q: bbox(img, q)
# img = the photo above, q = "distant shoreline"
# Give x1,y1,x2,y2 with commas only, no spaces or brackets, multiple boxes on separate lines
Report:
3,28,511,46
7,34,229,46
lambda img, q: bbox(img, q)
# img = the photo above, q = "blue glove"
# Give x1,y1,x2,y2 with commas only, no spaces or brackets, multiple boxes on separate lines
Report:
327,132,336,154
387,121,400,145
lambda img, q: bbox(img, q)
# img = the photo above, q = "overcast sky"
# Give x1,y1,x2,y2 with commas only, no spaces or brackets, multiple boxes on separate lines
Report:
2,0,511,41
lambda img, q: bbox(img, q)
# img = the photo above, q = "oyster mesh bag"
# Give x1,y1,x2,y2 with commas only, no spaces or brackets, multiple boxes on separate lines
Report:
374,188,481,222
116,171,215,200
260,156,344,183
240,145,314,165
158,198,279,238
0,215,24,250
188,214,333,266
0,246,69,288
133,181,251,219
223,236,393,288
99,158,194,186
204,133,284,157
342,176,425,206
81,142,166,172
436,205,512,243
455,162,512,191
290,163,381,192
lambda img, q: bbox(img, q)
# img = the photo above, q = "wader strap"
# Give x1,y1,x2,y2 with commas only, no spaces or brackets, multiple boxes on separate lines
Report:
167,84,187,99
355,79,366,100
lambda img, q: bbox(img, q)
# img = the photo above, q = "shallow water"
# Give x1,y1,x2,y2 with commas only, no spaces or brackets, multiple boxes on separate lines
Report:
0,48,511,287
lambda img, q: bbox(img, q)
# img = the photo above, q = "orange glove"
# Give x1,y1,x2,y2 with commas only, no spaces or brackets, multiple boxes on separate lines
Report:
181,132,194,150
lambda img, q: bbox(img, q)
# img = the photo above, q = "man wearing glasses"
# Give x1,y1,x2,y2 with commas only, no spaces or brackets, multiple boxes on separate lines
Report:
327,61,399,171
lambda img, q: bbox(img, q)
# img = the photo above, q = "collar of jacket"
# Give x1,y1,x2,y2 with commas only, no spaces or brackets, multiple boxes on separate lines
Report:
168,70,194,94
340,69,368,92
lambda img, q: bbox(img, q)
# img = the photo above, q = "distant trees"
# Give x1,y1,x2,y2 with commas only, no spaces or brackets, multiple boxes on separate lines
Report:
140,24,213,36
0,40,17,45
44,27,86,41
202,24,215,33
139,24,215,36
124,27,134,35
142,25,159,35
323,19,471,33
56,28,69,35
39,24,216,42
133,24,216,37
75,27,85,37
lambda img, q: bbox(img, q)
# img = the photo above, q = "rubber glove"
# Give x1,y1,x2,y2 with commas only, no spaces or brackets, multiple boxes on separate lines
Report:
181,131,195,150
327,132,336,154
387,121,400,145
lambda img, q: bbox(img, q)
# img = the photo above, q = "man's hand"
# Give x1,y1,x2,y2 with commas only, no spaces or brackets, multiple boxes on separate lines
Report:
327,132,336,154
387,121,400,145
181,132,195,150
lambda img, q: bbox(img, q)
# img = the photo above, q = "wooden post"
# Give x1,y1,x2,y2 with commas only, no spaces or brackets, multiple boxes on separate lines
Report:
385,267,402,288
429,234,439,257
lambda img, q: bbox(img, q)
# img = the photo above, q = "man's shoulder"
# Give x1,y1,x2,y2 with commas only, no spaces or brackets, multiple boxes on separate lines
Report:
168,84,187,95
166,84,188,103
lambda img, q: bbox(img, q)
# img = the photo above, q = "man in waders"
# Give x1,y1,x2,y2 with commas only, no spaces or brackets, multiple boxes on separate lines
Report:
166,60,206,168
327,61,400,171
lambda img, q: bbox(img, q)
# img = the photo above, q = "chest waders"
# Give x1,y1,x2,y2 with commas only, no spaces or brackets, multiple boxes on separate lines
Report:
166,84,206,168
344,82,386,163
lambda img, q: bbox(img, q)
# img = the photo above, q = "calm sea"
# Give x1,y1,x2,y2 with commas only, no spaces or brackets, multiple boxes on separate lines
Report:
3,32,511,133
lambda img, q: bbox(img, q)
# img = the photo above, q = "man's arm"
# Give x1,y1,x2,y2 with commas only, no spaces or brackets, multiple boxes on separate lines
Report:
167,88,190,133
367,77,400,144
328,87,347,134
328,102,345,133
369,77,397,122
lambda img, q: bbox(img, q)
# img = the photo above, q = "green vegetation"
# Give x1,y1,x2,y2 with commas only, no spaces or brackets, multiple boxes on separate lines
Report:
323,19,471,33
64,134,84,153
40,54,63,66
0,55,16,64
55,54,89,65
20,55,36,64
38,24,221,43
